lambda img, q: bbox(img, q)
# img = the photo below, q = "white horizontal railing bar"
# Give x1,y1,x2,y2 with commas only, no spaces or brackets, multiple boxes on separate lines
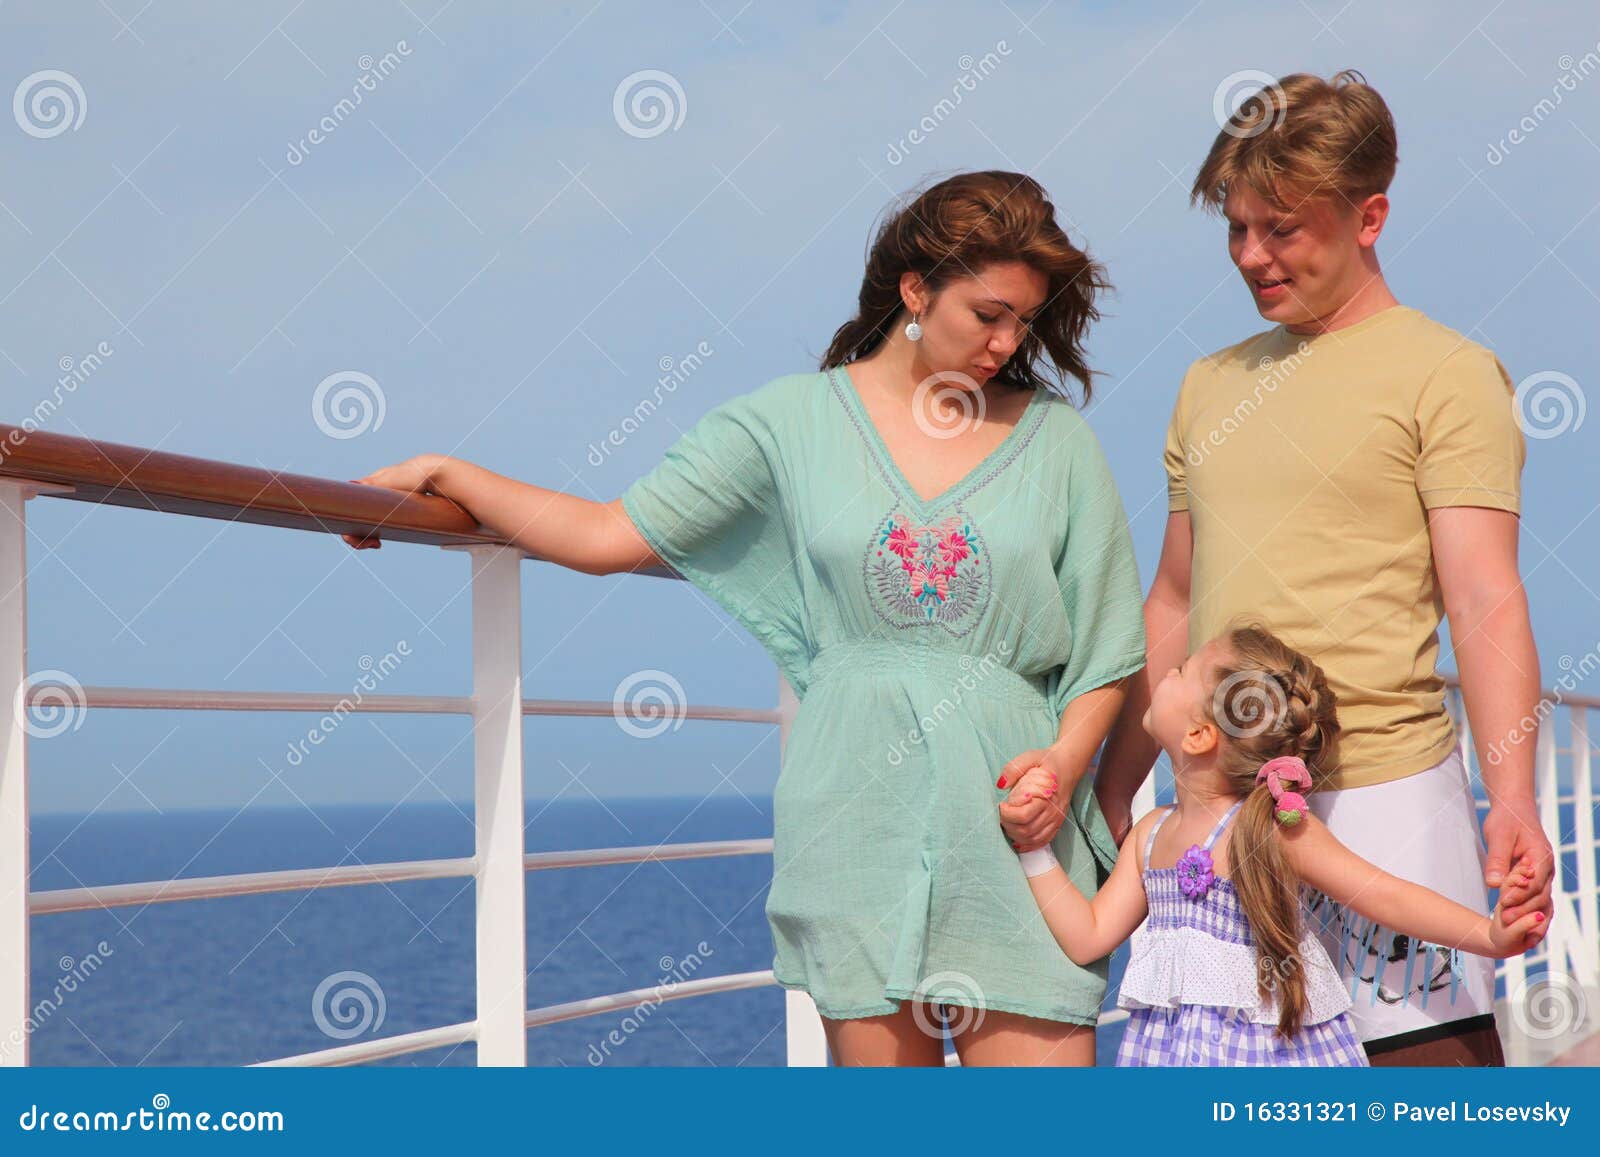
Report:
252,1019,478,1067
521,968,1137,1033
45,687,475,715
524,969,777,1029
30,856,476,915
28,685,781,726
525,837,774,871
521,698,783,725
30,838,777,915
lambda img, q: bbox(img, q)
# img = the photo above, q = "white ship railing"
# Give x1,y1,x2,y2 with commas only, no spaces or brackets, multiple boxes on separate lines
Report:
1,422,1595,1066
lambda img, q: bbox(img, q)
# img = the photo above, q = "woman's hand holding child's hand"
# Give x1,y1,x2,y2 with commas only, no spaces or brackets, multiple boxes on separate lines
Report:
998,765,1059,852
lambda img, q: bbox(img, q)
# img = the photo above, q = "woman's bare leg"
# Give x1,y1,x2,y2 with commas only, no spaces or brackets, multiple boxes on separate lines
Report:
949,1007,1095,1067
821,1001,950,1066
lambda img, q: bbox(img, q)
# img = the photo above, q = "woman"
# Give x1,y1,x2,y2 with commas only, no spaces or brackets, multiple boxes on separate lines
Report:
347,171,1146,1065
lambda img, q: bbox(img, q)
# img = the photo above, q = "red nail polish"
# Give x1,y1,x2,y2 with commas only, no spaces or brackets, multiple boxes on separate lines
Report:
996,776,1006,788
1536,912,1545,922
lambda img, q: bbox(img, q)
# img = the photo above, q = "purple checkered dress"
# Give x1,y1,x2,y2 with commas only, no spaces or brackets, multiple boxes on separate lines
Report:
1115,802,1370,1067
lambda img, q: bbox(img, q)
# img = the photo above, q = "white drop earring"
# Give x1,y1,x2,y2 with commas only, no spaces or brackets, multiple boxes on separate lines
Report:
904,314,922,342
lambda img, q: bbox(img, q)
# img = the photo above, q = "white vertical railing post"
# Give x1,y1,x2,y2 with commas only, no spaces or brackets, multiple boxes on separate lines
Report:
776,673,827,1067
0,482,32,1067
1571,708,1598,984
467,545,527,1065
1535,721,1573,981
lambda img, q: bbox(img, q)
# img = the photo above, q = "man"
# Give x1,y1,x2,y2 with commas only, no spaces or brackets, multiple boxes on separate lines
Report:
1096,69,1555,1066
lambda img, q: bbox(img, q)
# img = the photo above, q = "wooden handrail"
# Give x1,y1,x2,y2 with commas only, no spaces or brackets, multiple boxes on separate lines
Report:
0,422,503,547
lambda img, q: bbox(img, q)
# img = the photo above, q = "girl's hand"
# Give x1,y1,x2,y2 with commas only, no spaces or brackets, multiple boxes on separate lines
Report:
1488,892,1547,957
1495,853,1548,923
997,748,1073,853
1489,860,1546,955
341,454,447,550
1005,766,1057,809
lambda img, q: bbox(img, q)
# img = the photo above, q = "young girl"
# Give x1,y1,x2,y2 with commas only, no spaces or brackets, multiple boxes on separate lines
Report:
1006,623,1546,1066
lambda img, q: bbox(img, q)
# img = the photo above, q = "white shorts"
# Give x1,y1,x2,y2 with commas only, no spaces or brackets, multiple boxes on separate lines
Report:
1306,746,1497,1044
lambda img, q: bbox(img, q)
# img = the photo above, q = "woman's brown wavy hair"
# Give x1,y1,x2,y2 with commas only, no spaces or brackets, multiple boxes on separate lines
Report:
820,170,1111,405
1200,620,1342,1038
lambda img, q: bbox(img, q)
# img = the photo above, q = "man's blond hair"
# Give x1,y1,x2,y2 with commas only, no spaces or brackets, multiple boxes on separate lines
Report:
1191,69,1398,215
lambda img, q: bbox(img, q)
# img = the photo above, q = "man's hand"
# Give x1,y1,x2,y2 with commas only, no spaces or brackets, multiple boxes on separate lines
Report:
1482,798,1554,923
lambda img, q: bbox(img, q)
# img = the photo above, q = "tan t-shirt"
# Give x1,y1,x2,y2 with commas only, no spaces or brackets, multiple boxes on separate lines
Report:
1164,305,1525,790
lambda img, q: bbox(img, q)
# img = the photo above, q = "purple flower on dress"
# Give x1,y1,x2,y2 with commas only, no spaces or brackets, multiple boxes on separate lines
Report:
1175,844,1215,900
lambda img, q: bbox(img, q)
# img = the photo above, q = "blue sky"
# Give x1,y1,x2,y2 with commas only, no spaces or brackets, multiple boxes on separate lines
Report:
3,1,1596,813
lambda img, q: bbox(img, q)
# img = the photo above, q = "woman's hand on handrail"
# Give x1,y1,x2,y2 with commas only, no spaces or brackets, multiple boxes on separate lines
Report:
345,453,658,575
343,454,448,550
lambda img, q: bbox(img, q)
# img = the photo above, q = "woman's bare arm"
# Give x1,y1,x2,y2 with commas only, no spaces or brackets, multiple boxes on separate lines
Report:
349,453,660,576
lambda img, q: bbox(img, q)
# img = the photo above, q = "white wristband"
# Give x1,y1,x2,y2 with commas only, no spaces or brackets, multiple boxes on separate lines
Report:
1017,845,1059,878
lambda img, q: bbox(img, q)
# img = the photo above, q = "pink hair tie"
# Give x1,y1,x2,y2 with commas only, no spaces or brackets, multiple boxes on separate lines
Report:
1256,755,1313,826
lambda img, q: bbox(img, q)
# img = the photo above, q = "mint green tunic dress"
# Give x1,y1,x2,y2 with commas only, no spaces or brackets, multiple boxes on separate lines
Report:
621,367,1146,1024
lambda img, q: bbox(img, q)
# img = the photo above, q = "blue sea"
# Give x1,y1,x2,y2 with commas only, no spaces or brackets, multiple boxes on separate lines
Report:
25,796,1135,1067
25,795,1583,1067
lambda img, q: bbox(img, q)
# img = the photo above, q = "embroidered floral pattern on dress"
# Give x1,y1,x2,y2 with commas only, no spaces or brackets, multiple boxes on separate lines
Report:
865,508,990,633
